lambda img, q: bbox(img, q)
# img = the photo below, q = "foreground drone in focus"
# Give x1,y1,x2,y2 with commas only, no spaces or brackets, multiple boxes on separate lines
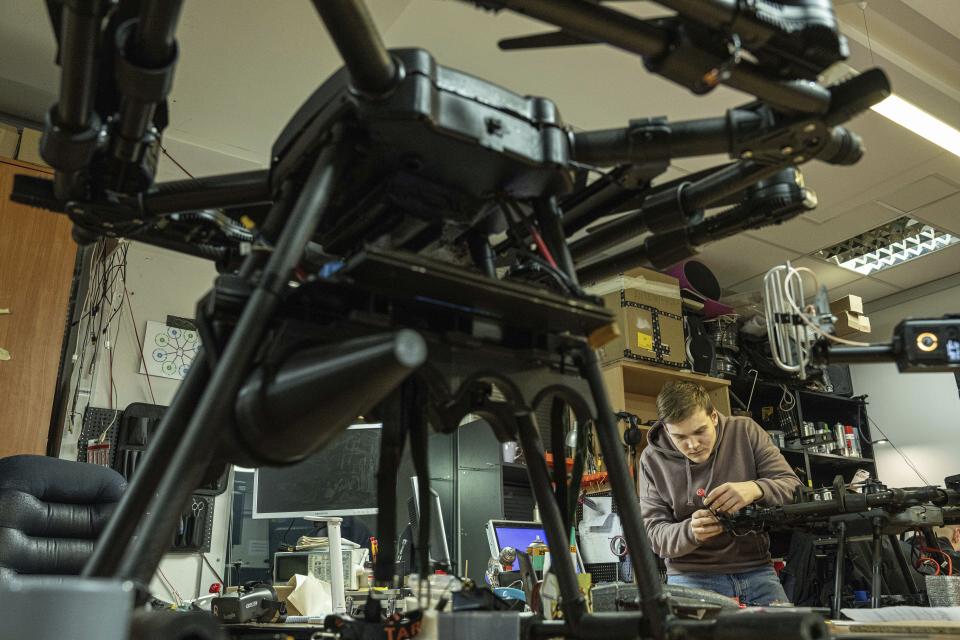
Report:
10,0,896,638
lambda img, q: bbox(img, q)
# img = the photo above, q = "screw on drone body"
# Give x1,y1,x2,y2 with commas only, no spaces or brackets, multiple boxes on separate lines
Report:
485,117,504,136
803,123,817,133
780,145,794,155
794,156,805,163
741,150,753,159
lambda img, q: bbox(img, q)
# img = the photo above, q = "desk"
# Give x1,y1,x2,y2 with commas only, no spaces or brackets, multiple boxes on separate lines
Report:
830,620,960,638
224,623,322,640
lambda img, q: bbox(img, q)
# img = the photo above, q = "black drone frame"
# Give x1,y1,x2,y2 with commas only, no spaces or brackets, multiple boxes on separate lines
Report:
722,476,960,616
13,0,892,638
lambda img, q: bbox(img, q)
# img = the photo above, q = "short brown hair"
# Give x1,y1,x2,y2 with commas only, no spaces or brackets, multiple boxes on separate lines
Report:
656,381,714,424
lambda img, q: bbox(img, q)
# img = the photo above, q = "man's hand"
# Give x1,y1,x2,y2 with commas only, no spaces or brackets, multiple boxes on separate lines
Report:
704,481,763,514
689,509,724,543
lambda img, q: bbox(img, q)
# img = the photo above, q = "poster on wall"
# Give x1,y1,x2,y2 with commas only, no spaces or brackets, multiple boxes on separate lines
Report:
139,320,201,380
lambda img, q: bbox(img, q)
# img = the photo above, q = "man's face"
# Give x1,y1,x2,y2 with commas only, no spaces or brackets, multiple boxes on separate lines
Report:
664,408,719,463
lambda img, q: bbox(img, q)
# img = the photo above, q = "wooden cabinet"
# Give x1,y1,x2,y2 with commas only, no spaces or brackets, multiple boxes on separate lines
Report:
0,157,77,457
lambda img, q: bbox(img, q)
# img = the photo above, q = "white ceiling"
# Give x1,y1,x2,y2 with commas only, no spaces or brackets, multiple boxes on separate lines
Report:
0,0,958,308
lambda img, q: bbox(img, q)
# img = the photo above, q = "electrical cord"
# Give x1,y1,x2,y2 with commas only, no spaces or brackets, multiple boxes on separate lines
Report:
745,368,759,411
778,384,796,412
863,416,930,486
782,266,869,347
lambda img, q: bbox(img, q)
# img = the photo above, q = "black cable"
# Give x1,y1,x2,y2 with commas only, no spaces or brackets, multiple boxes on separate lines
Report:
507,253,575,294
281,518,297,548
865,416,930,486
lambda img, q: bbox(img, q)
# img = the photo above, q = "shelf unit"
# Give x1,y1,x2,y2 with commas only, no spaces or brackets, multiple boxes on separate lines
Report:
601,360,731,426
729,378,877,490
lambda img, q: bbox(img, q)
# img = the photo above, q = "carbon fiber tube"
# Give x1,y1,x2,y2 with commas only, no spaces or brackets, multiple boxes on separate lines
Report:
579,347,671,640
491,0,668,56
57,1,103,129
489,0,831,113
312,0,398,97
570,161,782,267
136,0,183,66
83,351,211,577
143,170,272,214
115,141,341,586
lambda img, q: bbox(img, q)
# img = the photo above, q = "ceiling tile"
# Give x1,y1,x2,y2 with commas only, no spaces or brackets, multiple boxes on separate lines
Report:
807,201,905,251
870,243,960,289
692,236,799,288
826,277,900,305
728,272,765,295
800,111,944,223
912,191,960,235
878,174,959,213
744,218,825,254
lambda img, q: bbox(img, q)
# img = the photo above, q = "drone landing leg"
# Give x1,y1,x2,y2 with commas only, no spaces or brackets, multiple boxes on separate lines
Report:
516,411,587,625
579,347,671,640
87,145,341,593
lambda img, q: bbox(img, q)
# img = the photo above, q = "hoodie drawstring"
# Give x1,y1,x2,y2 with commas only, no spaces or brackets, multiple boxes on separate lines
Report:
685,458,694,506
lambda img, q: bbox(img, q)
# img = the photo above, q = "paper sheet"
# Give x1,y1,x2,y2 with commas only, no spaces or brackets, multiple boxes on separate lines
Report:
578,497,623,564
285,574,332,617
841,607,960,622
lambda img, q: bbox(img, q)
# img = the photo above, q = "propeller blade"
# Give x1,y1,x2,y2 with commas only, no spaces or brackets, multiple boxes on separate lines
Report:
498,30,594,51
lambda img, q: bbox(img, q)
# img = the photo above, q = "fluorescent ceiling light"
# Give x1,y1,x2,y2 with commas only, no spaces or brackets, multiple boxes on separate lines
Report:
818,216,959,276
871,95,960,158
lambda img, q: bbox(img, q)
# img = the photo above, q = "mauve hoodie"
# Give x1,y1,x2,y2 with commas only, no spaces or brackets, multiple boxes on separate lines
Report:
639,413,801,574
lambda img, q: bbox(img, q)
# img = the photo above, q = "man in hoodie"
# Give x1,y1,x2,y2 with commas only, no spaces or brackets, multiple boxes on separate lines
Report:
639,380,801,605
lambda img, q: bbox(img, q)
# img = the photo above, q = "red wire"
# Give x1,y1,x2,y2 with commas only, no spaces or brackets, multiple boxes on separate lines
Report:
124,288,157,405
922,546,953,576
530,227,559,270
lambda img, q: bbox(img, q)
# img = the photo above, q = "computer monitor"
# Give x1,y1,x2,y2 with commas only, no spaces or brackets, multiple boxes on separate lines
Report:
253,424,381,519
407,476,451,570
486,519,580,572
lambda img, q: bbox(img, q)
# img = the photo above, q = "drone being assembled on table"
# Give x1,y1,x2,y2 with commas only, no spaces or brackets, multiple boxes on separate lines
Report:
11,0,956,638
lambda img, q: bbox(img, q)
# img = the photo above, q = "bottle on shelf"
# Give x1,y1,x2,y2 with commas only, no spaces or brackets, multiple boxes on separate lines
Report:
833,423,846,455
844,425,862,458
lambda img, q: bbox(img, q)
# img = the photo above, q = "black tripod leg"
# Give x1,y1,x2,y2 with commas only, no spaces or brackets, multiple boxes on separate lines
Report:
889,534,918,596
871,517,883,608
407,380,433,578
550,397,569,531
578,346,670,640
832,520,846,618
83,349,210,577
516,411,586,626
373,389,407,587
114,141,342,587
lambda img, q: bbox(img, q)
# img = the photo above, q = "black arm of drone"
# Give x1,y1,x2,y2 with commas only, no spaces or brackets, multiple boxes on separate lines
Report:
724,481,960,533
469,0,841,114
24,0,888,285
575,166,818,282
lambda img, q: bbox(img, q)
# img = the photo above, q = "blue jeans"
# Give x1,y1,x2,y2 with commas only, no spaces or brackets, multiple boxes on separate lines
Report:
667,565,789,606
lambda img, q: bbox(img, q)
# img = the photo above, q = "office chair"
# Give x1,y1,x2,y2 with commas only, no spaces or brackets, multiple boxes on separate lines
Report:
0,454,126,577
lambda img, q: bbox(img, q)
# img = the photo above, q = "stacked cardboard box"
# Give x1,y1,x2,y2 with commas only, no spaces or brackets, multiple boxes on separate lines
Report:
0,122,20,158
830,294,871,336
16,128,49,167
589,266,686,368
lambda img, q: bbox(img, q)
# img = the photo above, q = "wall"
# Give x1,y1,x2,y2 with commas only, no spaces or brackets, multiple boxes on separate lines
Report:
850,279,960,489
58,240,230,604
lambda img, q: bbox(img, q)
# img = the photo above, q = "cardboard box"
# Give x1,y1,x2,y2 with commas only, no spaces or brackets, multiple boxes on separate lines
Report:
589,267,686,368
830,294,864,316
0,122,19,158
834,310,871,336
16,127,49,167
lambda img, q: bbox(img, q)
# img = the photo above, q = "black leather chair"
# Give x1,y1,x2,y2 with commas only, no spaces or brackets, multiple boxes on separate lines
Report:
0,454,126,578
